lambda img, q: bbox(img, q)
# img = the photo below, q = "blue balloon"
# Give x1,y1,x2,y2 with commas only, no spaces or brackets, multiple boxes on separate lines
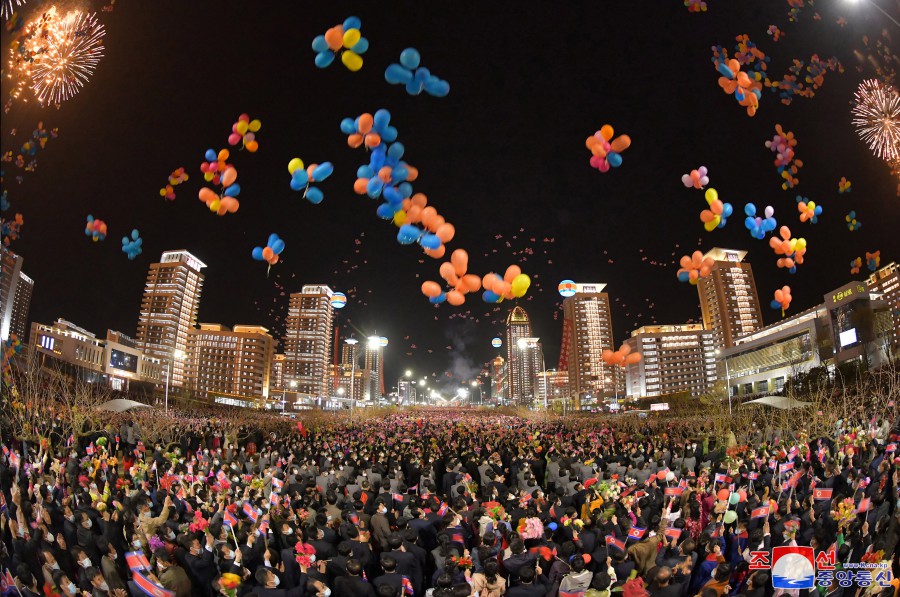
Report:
744,203,757,217
342,16,361,30
306,187,324,204
414,66,431,82
400,48,421,70
289,178,304,192
374,109,391,130
548,522,558,531
271,239,285,255
424,77,450,97
268,233,280,246
340,118,357,135
607,152,623,168
315,51,334,68
722,203,734,218
204,149,216,162
717,61,735,78
420,234,441,250
770,299,782,310
382,126,398,143
312,162,334,181
383,185,402,204
405,79,424,96
131,229,140,240
482,290,500,303
677,271,691,283
763,219,776,231
388,142,405,160
397,224,421,245
366,178,384,198
252,247,264,261
292,169,309,184
429,293,446,305
392,165,409,181
376,203,395,220
224,183,240,198
385,63,412,85
312,35,329,53
398,183,413,198
352,37,369,55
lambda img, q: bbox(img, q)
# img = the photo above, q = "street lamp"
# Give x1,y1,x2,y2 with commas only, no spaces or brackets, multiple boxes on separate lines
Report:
715,349,732,415
164,348,185,414
843,0,900,29
282,379,297,411
470,380,482,406
398,369,413,406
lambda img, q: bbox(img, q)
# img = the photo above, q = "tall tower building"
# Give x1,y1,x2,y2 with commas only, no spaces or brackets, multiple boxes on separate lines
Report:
184,324,275,406
0,247,32,342
363,336,387,401
283,285,334,398
490,356,508,404
10,271,34,341
506,306,536,405
866,262,899,349
563,282,618,407
697,248,763,349
135,250,206,387
623,324,717,398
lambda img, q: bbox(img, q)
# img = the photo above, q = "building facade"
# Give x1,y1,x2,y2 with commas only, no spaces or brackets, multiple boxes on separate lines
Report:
506,307,536,405
536,369,569,406
10,271,33,341
562,283,619,408
184,324,274,406
624,324,717,398
271,353,285,391
135,250,206,387
866,262,899,349
697,248,763,349
489,355,508,405
283,285,334,399
1,248,32,342
363,336,387,401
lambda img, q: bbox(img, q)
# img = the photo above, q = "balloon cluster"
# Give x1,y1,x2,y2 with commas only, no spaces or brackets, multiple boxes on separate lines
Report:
681,166,709,189
716,58,762,116
700,188,733,231
2,334,23,387
602,343,642,367
421,249,481,306
341,110,398,149
481,265,531,304
398,193,455,257
765,54,843,106
767,25,784,42
676,250,715,284
312,16,368,72
744,203,776,239
1,213,24,246
765,125,803,190
585,125,631,172
198,150,240,216
385,48,449,97
796,195,822,223
558,280,577,297
866,250,881,271
227,114,261,153
355,143,418,208
770,285,793,315
160,167,189,201
252,233,285,267
769,225,807,273
85,214,107,241
838,177,852,193
845,211,861,231
850,257,862,275
684,0,707,12
288,158,334,204
121,229,142,260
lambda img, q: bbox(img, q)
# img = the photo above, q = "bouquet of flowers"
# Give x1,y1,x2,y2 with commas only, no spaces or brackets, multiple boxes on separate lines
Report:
834,498,857,529
451,555,474,569
297,508,310,523
517,516,544,539
295,542,316,568
250,478,265,491
596,480,620,501
562,516,584,530
219,573,242,597
482,501,507,522
189,510,208,533
148,535,165,551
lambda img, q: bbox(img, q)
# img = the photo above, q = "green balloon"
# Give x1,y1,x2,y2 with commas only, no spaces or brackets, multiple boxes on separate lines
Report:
724,510,737,524
729,492,740,505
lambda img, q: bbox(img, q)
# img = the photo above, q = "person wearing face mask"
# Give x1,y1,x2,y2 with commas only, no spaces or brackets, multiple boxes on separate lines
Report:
85,566,118,597
182,532,217,595
71,547,95,593
142,549,191,597
40,548,65,587
95,538,125,592
75,512,101,565
52,570,80,597
254,567,306,597
370,501,391,552
138,495,172,539
15,564,43,597
216,544,250,579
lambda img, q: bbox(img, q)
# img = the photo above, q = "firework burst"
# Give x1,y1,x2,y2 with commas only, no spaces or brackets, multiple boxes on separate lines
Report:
31,10,105,106
852,78,900,162
1,0,25,22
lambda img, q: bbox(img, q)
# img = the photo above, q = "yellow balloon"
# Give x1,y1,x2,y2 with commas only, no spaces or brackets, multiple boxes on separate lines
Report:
236,121,249,135
704,188,718,204
209,199,220,212
288,158,304,175
796,238,807,250
342,28,361,49
159,188,166,196
341,50,363,72
248,119,261,132
203,172,214,182
393,210,407,227
511,273,531,297
704,219,719,232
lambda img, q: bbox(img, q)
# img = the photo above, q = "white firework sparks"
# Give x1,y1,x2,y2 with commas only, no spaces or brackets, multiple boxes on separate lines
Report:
852,78,900,162
1,0,25,22
30,10,105,106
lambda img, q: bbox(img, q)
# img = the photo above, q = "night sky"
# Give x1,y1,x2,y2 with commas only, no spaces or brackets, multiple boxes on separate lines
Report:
3,1,899,393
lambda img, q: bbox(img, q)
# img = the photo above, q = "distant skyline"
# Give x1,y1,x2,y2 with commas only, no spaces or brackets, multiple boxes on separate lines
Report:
3,2,899,391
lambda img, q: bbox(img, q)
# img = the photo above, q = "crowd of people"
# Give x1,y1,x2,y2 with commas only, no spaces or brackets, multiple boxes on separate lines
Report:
1,409,899,597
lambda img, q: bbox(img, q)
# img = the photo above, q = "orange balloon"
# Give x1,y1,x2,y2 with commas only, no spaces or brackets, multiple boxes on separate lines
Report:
429,215,445,233
610,135,631,153
421,281,442,298
401,198,412,211
199,188,218,204
451,249,468,276
493,281,511,296
619,343,632,356
378,167,393,183
407,205,423,223
221,167,237,188
267,255,279,265
482,273,499,289
421,207,437,227
262,247,274,260
347,134,363,148
218,149,230,161
462,274,482,293
446,290,465,306
625,353,642,365
424,245,445,259
439,262,458,284
357,113,373,134
364,133,381,148
599,125,614,141
504,265,521,283
325,26,344,51
601,349,614,362
353,178,369,194
411,193,428,208
405,166,418,181
435,223,455,243
245,141,258,153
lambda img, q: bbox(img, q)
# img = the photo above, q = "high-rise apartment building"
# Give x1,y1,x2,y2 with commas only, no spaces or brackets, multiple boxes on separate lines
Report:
623,324,717,398
506,306,537,405
697,248,762,349
184,324,274,406
866,262,899,348
536,369,569,405
490,356,508,404
1,247,32,342
283,285,334,398
562,283,619,407
363,336,387,401
135,250,206,387
271,353,285,391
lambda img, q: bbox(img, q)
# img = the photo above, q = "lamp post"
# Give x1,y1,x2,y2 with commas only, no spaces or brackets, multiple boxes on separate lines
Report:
164,348,185,414
397,369,413,406
345,338,358,419
470,380,481,406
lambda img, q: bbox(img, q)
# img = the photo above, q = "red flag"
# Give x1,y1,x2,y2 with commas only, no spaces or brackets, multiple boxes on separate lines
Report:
664,487,684,497
605,535,625,552
242,502,259,522
751,506,770,519
125,551,151,572
813,488,833,501
856,497,870,513
664,528,682,540
628,527,646,540
132,571,174,597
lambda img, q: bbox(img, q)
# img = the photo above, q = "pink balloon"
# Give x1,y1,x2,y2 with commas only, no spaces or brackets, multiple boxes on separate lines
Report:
228,133,241,146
